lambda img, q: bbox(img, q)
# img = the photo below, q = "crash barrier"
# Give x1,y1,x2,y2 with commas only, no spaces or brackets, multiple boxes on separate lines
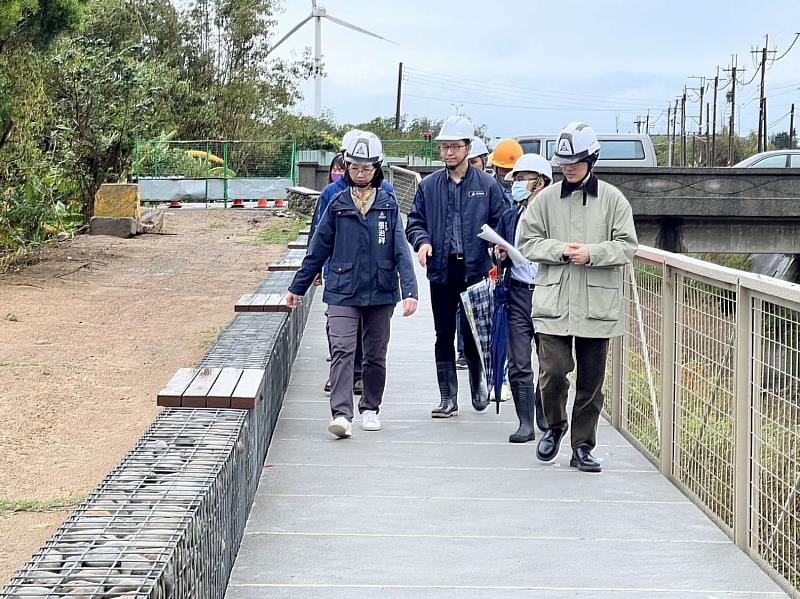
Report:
607,247,800,596
133,139,297,205
388,165,422,214
1,249,316,599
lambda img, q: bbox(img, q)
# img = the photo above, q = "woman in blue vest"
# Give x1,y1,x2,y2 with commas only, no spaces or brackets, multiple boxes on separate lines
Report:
287,132,418,438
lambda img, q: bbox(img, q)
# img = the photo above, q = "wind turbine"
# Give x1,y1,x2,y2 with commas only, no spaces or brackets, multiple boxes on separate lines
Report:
267,1,397,117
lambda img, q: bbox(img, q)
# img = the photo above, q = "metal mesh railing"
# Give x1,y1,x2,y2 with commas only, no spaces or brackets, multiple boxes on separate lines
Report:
383,139,435,164
609,247,800,596
388,165,423,214
134,139,296,180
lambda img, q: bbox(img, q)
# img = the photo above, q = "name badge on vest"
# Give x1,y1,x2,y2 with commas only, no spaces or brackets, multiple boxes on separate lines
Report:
467,191,486,198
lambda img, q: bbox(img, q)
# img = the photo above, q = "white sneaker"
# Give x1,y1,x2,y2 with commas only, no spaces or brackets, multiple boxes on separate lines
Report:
328,416,352,438
361,410,381,431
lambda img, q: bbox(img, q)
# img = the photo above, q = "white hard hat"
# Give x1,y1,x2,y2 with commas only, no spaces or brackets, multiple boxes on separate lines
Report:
345,131,384,165
551,122,600,165
505,153,553,183
340,129,364,152
468,137,489,159
435,116,475,141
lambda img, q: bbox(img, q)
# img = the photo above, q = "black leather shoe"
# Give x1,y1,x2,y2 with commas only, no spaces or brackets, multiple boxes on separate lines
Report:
509,383,535,443
536,422,568,462
432,362,458,418
466,360,489,412
323,377,331,393
570,445,602,472
533,388,549,432
353,378,363,396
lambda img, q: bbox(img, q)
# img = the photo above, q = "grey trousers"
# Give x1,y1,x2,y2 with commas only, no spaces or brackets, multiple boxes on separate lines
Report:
537,334,609,450
506,282,535,385
328,304,395,420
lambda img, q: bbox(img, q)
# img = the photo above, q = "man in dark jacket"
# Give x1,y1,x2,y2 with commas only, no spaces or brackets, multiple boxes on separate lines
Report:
288,132,418,438
405,116,507,418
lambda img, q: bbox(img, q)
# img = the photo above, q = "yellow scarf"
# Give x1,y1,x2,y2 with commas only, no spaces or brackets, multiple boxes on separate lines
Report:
351,187,374,216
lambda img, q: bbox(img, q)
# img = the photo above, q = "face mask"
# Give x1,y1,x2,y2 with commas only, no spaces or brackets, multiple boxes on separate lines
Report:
330,172,343,182
511,180,532,202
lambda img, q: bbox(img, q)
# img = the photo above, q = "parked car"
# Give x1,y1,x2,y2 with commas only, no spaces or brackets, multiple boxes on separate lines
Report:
733,150,800,168
514,133,658,167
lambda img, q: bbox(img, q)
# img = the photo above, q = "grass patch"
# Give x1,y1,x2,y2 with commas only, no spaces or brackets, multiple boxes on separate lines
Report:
0,497,83,515
253,215,306,246
196,325,225,349
208,222,230,230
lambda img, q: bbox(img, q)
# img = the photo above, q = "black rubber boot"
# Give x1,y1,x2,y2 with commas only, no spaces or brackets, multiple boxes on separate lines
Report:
533,386,549,432
432,362,458,418
536,422,569,462
467,360,489,412
509,383,535,443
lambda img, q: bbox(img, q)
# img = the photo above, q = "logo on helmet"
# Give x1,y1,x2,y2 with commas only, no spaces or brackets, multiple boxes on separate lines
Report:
352,140,369,158
557,138,573,154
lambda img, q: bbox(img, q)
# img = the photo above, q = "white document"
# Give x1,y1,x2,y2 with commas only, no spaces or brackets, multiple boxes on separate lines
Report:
478,224,528,267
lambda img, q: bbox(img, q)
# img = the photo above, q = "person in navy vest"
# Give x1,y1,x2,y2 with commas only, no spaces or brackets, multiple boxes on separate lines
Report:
494,154,553,443
405,116,507,418
287,132,418,439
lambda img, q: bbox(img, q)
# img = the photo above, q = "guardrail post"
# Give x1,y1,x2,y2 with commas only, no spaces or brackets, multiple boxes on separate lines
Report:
660,263,676,476
610,334,623,429
734,283,753,550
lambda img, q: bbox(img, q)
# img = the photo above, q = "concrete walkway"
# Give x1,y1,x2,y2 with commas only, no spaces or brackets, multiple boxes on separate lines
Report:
226,266,788,598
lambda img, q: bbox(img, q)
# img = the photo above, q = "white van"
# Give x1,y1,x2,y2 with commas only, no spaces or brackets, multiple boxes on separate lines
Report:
514,133,658,167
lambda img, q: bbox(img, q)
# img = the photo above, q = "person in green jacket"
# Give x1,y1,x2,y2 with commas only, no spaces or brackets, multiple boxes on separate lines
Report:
518,122,638,473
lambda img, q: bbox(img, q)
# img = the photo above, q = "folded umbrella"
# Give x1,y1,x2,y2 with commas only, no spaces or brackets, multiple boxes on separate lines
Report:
459,278,494,390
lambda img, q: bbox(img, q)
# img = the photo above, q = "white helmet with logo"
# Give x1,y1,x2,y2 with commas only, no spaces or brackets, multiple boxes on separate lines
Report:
505,153,553,183
345,131,384,165
435,116,475,141
551,122,600,165
340,128,364,152
468,137,489,159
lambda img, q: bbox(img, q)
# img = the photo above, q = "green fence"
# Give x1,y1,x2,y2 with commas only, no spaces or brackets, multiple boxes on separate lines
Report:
381,138,435,164
134,139,297,181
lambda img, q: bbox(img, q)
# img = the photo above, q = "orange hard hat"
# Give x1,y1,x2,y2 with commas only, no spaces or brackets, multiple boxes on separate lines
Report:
489,139,524,169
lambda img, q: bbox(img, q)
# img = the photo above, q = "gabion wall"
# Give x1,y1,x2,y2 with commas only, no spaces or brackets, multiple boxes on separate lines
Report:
1,254,314,599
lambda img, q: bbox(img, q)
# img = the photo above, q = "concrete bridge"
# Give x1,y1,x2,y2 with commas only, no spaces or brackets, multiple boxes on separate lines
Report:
297,162,800,254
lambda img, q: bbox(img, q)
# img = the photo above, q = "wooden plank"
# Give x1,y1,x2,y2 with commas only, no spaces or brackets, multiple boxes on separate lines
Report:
288,240,308,250
248,293,272,312
231,368,265,410
157,368,196,406
234,293,254,312
182,367,222,407
207,367,243,408
264,292,291,313
268,262,302,272
299,227,311,235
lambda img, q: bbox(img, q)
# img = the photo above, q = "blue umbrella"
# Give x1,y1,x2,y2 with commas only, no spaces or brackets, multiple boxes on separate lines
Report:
490,268,509,414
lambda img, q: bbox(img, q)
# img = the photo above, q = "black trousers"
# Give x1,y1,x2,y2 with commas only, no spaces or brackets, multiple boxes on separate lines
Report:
429,256,480,365
537,334,609,450
327,304,394,420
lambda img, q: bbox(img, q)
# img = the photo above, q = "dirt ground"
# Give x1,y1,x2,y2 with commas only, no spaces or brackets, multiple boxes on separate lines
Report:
0,208,293,585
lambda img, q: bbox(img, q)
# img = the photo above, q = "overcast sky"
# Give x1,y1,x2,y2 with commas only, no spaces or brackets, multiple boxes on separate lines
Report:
268,1,800,138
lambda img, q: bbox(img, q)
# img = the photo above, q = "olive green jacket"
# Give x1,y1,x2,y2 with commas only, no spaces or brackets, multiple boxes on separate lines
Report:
518,178,638,338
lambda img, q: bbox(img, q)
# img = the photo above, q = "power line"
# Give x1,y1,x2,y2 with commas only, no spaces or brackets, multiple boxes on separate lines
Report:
403,93,653,114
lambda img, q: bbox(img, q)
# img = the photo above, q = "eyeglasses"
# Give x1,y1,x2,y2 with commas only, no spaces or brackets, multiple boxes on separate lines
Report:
439,143,467,153
348,165,376,175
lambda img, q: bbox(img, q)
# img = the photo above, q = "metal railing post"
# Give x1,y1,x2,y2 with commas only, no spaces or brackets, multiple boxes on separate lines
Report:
734,283,753,550
223,140,229,209
610,335,623,429
660,263,676,475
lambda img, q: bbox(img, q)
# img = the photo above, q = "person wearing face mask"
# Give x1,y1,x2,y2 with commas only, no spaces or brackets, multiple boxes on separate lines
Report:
493,154,553,443
406,116,507,418
287,132,418,439
519,122,638,472
311,130,397,396
487,138,524,207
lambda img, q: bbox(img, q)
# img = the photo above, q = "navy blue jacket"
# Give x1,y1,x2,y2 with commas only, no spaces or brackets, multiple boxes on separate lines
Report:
290,188,418,306
495,204,522,286
405,165,507,284
311,177,395,277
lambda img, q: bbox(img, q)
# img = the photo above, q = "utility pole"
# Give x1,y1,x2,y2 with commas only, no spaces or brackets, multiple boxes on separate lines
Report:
681,87,687,166
705,102,710,165
689,76,705,166
666,104,672,166
754,35,776,152
711,67,719,165
645,111,650,135
394,62,403,131
790,103,796,149
762,97,768,150
724,57,741,165
671,98,679,166
634,115,642,133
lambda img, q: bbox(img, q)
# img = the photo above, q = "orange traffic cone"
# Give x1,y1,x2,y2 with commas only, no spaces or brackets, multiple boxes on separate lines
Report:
168,200,182,208
274,198,286,208
231,198,245,208
256,198,268,208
